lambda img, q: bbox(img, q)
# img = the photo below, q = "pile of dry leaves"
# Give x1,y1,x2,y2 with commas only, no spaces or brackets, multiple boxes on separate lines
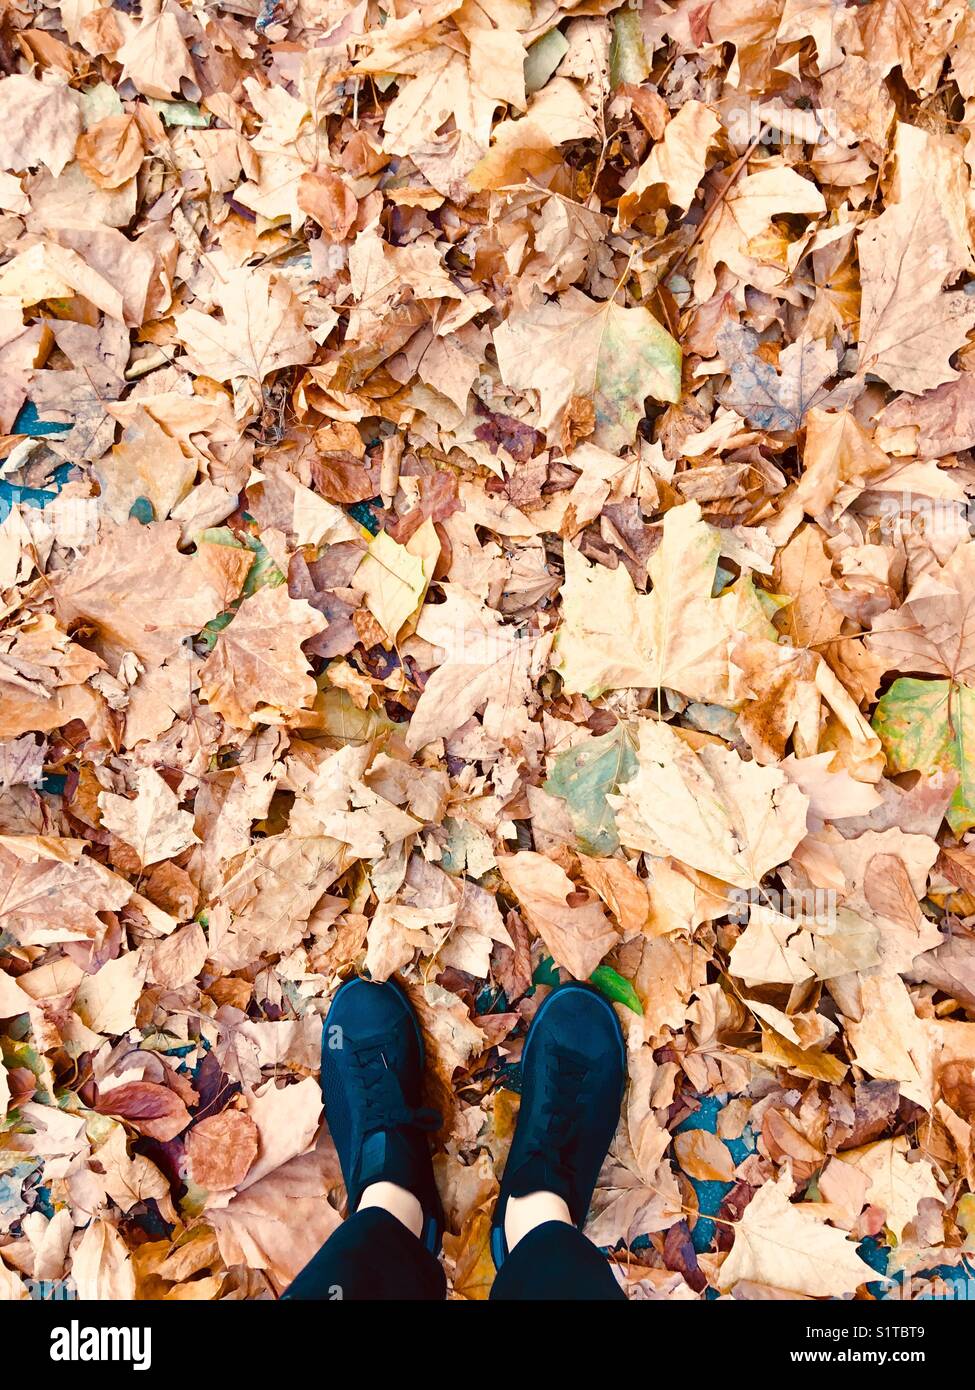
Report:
2,0,975,1302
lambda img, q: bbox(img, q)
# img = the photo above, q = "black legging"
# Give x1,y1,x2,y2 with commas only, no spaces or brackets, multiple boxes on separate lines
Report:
282,1209,625,1300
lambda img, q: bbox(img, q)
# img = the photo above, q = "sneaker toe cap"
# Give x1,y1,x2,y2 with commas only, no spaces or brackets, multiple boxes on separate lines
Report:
534,983,625,1072
324,977,419,1055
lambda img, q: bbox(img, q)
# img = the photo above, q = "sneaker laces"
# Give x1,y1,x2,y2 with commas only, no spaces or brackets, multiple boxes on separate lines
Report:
524,1048,590,1183
348,1038,440,1137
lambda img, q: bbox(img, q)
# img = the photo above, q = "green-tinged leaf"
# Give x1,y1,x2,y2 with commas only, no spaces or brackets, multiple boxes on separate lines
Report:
957,1193,975,1240
198,610,233,649
718,321,836,432
440,817,495,877
544,722,637,854
2,1039,55,1104
873,677,975,834
590,964,644,1015
179,1176,209,1220
197,526,240,547
196,530,284,650
240,535,285,598
494,288,682,453
198,527,284,595
149,98,211,127
315,686,398,746
754,587,792,620
610,9,649,86
532,955,561,989
524,28,569,93
594,299,682,449
81,82,123,122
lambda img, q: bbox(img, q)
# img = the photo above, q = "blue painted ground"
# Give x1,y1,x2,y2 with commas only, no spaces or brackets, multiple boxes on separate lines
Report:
0,402,71,521
675,1093,754,1253
674,1094,974,1298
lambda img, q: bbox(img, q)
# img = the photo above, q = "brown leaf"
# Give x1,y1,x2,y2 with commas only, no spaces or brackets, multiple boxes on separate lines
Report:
209,1150,341,1293
674,1128,736,1182
51,520,250,667
858,124,975,393
185,1111,259,1192
499,851,619,980
99,767,199,869
298,171,358,242
71,1219,136,1300
0,74,82,177
199,584,327,729
94,1081,190,1142
75,116,143,189
175,269,315,393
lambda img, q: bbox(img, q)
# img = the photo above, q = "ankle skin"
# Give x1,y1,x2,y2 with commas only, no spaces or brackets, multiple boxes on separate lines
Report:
357,1181,425,1239
504,1190,573,1250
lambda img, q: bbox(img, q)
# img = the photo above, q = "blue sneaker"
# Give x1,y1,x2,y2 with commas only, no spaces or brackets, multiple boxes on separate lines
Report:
491,982,626,1269
322,977,443,1253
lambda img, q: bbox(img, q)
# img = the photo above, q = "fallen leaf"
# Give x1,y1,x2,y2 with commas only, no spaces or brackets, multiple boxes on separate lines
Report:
498,851,619,980
210,1150,341,1293
199,584,327,729
719,323,837,432
71,1219,137,1301
176,269,315,412
845,975,935,1110
99,767,199,869
51,520,251,667
94,1080,190,1142
354,530,429,643
717,1172,876,1297
0,75,82,177
555,502,770,703
494,287,681,451
610,720,809,889
76,116,144,189
186,1111,260,1193
858,123,975,392
544,723,638,855
616,101,721,227
834,1137,941,1241
873,679,975,835
242,1076,322,1189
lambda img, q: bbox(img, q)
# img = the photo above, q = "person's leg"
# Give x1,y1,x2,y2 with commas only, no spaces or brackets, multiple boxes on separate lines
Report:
490,1220,624,1300
490,982,627,1300
283,1208,446,1300
282,977,445,1301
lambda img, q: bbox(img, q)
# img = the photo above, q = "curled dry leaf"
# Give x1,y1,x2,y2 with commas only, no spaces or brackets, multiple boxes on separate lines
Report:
94,1080,190,1142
